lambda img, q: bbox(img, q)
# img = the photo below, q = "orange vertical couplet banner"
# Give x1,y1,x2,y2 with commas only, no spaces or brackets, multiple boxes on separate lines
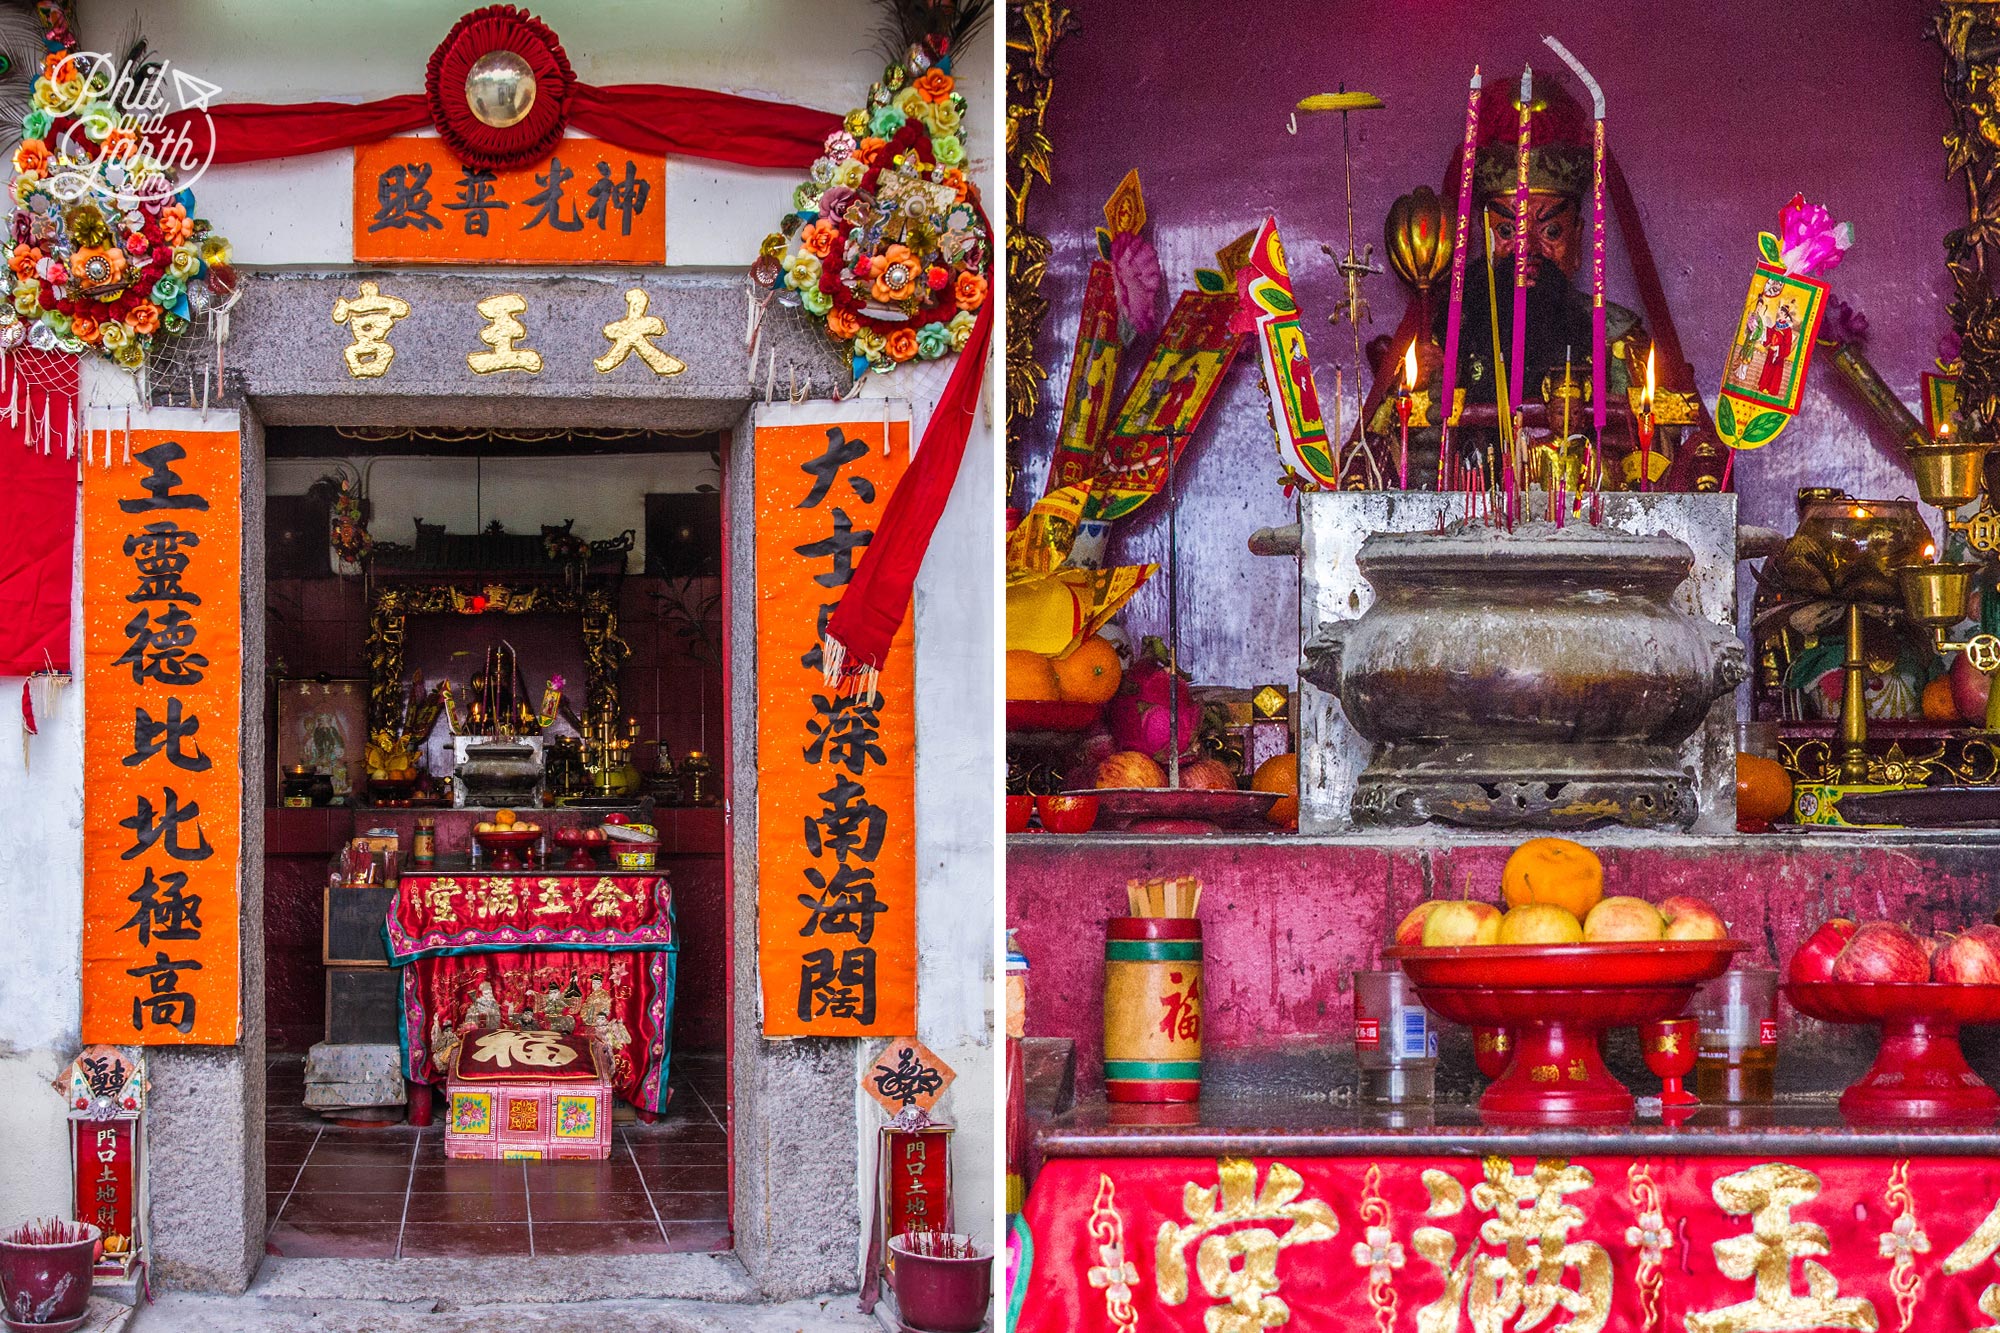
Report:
755,413,916,1038
82,425,242,1044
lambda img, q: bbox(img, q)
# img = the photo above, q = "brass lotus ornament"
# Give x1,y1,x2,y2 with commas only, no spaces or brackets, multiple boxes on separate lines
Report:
1384,185,1452,297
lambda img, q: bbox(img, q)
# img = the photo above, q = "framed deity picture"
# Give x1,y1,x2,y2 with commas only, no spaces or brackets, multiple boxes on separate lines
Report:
1719,262,1828,415
276,677,369,803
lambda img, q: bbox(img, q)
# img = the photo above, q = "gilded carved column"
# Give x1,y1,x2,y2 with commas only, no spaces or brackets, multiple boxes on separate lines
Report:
1004,1,1079,485
1935,1,2000,432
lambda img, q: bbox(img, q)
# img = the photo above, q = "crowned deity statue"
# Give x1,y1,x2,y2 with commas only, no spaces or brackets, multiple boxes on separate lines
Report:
1361,70,1715,491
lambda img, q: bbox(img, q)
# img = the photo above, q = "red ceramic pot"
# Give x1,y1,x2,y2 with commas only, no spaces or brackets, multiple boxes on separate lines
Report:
1005,795,1033,834
1472,1027,1513,1081
1036,793,1099,834
890,1234,991,1333
0,1224,99,1333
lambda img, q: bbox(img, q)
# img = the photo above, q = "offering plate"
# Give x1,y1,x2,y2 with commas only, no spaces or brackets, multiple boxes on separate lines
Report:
471,827,539,870
1075,787,1280,833
1785,981,2000,1126
1386,941,1744,1126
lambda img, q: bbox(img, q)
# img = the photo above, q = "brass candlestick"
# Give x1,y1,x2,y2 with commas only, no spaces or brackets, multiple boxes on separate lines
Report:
1909,437,2000,549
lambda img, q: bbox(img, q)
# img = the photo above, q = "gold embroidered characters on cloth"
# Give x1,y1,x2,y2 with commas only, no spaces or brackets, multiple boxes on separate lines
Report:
1464,1156,1612,1333
1686,1162,1877,1333
1155,1158,1338,1332
1086,1174,1141,1333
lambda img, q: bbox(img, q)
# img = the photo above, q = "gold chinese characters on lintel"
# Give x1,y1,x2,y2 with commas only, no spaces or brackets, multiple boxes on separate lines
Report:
329,284,689,381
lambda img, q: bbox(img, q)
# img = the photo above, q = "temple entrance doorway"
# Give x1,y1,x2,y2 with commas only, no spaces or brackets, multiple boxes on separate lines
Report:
256,424,730,1260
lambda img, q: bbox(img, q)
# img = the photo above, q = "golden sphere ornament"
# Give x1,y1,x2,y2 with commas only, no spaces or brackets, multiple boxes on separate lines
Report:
465,50,537,129
1384,185,1452,296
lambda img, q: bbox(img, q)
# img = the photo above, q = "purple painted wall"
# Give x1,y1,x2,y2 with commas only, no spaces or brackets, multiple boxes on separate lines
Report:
1008,832,2000,1099
1013,1,1959,688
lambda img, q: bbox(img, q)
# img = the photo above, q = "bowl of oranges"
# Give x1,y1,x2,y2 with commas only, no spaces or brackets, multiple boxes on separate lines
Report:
472,808,542,869
1005,634,1122,734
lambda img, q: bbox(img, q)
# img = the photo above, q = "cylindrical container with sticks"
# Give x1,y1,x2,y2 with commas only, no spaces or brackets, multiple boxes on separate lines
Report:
1103,877,1203,1103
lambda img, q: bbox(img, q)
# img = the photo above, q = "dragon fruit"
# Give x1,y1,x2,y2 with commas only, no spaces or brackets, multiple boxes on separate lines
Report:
1105,656,1199,762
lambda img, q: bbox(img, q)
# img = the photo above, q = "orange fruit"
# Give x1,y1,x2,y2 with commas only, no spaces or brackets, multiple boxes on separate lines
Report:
1500,837,1604,919
495,808,517,827
1923,676,1959,723
1052,634,1122,705
1251,753,1298,828
1735,752,1794,826
1005,649,1061,702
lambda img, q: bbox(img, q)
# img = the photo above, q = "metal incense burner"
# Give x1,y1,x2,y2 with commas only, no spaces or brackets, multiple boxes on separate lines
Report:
1300,514,1744,830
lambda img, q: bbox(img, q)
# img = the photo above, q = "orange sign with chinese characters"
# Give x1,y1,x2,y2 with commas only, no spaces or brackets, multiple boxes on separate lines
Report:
755,414,916,1038
353,137,666,265
82,424,242,1044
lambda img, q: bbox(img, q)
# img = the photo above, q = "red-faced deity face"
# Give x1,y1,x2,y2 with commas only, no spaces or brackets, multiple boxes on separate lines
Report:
1484,192,1583,280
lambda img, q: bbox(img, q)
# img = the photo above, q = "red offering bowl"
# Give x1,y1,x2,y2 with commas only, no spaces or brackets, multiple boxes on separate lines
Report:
472,827,539,870
1005,795,1033,834
1785,981,2000,1125
1006,699,1103,733
551,827,600,870
1036,793,1099,833
1386,941,1743,1126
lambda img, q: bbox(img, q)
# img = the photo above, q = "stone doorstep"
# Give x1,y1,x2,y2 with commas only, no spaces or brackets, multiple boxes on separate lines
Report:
247,1253,759,1306
127,1291,880,1332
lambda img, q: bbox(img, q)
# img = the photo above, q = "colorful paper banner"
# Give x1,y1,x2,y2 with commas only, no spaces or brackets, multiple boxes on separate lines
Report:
82,421,243,1045
1240,217,1336,491
1013,1152,2000,1333
354,137,666,265
755,411,917,1038
1715,257,1828,451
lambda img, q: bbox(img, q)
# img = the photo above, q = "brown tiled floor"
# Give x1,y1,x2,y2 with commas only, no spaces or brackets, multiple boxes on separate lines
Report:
263,1051,730,1259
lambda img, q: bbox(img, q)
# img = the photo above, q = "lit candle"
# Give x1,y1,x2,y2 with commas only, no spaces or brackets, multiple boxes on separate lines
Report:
1397,341,1417,490
1441,66,1482,458
1638,344,1656,493
1508,65,1533,422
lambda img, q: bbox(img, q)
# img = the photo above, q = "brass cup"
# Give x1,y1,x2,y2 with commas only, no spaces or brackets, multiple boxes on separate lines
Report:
1898,561,1981,630
1907,441,1993,510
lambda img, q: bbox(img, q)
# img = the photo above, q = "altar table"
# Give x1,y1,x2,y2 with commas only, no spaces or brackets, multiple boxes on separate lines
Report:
1009,1098,2000,1331
386,864,677,1113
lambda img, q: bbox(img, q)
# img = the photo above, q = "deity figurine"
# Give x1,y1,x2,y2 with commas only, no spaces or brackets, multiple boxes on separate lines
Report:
1362,71,1710,490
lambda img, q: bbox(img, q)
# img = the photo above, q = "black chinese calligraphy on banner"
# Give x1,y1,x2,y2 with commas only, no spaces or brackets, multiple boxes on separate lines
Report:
755,413,916,1037
83,423,242,1044
353,138,666,265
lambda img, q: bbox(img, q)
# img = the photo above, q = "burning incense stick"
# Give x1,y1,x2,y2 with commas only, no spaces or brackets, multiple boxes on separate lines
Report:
1508,65,1533,423
1441,65,1482,480
1543,36,1607,442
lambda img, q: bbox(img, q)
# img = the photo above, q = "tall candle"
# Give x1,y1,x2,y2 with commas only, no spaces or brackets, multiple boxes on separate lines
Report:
1397,341,1416,489
1440,65,1481,441
1508,65,1533,419
1544,37,1607,439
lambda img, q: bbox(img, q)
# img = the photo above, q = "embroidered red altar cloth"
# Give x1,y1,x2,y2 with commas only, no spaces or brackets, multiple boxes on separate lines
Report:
1009,1153,2000,1332
388,872,676,1113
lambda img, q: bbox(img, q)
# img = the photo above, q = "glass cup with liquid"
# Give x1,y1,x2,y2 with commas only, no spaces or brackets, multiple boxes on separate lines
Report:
1353,970,1437,1105
1691,968,1778,1103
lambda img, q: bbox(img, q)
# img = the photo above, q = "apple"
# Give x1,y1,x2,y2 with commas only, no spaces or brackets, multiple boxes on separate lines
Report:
1498,904,1585,946
1787,918,1857,985
1094,750,1166,789
1953,649,1994,725
1422,900,1502,948
1832,921,1932,984
1393,901,1441,947
1582,896,1666,943
1176,757,1238,791
1933,924,2000,984
1659,895,1729,941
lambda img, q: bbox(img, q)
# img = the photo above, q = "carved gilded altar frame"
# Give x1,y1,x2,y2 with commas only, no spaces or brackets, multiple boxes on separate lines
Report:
365,582,629,735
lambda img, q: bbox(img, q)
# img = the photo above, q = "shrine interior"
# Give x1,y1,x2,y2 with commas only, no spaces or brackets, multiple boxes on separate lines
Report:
257,425,730,1258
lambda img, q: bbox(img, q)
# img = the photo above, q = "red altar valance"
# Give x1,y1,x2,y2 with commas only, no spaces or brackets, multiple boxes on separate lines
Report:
386,872,674,961
1013,1152,2000,1332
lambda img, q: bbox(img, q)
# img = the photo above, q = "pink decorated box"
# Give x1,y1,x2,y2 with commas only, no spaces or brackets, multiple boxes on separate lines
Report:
443,1030,613,1160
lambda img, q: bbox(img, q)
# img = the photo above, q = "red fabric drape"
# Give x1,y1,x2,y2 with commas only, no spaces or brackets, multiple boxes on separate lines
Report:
824,295,994,678
159,83,839,171
0,356,78,675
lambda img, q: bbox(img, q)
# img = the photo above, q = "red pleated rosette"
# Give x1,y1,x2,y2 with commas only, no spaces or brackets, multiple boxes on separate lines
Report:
425,5,576,171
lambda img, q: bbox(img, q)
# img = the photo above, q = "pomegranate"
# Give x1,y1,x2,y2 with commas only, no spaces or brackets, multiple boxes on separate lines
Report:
1104,659,1199,762
1174,757,1237,790
1787,918,1857,984
1933,924,2000,984
1952,650,1994,725
1830,921,1931,984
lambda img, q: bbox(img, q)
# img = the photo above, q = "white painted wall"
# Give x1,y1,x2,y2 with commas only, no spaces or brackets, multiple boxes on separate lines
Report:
0,0,997,1284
